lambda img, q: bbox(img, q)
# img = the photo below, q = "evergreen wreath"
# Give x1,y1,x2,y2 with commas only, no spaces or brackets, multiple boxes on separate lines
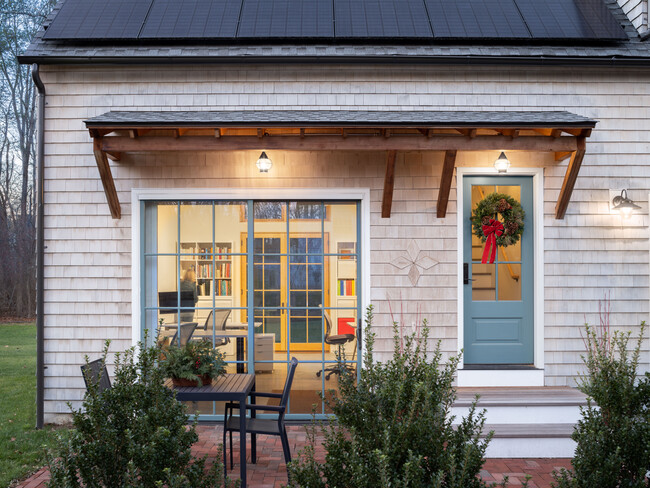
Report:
471,192,525,248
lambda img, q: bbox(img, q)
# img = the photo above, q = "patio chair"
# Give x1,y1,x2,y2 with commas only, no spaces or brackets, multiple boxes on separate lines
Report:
223,357,299,473
316,310,355,380
81,358,111,394
169,322,198,347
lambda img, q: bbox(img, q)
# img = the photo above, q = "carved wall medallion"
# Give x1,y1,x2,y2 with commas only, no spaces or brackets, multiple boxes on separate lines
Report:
390,240,439,286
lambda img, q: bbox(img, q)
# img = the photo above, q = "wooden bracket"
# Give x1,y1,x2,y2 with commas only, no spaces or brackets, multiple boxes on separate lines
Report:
92,137,121,219
381,150,397,218
436,150,457,218
555,136,587,219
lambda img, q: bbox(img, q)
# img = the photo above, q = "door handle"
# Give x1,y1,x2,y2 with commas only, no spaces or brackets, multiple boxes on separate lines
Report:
463,263,476,285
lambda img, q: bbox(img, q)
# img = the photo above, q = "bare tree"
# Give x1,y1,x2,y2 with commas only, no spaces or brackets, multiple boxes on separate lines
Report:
0,0,54,317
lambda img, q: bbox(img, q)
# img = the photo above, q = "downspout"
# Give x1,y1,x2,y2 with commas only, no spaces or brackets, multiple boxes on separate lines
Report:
31,64,45,429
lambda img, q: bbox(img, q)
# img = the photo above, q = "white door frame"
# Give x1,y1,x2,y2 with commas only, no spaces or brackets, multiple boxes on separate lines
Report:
456,167,545,387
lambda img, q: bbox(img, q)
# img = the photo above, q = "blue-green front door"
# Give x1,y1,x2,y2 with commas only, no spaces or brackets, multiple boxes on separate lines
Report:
463,176,534,365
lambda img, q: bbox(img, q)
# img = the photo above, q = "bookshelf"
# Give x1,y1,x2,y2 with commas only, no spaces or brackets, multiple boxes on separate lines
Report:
335,242,357,337
180,241,233,298
180,241,234,324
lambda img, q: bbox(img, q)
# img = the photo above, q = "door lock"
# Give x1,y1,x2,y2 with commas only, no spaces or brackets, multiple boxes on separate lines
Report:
463,263,476,285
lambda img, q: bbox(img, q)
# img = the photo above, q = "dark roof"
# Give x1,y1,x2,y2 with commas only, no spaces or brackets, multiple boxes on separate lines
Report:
40,0,627,41
19,0,650,65
84,110,598,128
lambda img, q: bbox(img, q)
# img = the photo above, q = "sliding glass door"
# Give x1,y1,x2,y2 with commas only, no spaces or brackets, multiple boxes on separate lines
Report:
142,199,360,419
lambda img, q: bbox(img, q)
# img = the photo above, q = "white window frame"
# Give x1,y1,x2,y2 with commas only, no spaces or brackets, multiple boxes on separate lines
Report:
131,187,371,350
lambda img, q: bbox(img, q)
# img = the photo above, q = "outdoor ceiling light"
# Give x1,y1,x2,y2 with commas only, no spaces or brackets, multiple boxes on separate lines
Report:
493,152,510,173
256,151,272,173
612,189,640,218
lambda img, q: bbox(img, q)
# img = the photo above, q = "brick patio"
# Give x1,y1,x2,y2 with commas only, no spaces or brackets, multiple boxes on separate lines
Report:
17,425,573,488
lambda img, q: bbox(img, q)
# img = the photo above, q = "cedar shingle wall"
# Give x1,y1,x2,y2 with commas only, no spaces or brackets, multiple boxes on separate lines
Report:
40,64,650,423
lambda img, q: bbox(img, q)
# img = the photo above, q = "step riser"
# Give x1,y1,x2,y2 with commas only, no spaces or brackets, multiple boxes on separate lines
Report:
486,438,576,458
451,405,582,424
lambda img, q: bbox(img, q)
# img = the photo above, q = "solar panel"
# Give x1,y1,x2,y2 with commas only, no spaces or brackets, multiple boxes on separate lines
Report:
41,0,628,42
514,0,627,39
238,0,334,38
334,0,432,38
43,0,152,39
425,0,529,38
140,0,242,38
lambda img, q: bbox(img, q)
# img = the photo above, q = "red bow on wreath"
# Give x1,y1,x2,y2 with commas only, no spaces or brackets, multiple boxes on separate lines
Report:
481,219,503,264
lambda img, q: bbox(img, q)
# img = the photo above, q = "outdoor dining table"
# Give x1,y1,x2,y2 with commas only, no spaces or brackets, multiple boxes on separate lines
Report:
165,373,256,487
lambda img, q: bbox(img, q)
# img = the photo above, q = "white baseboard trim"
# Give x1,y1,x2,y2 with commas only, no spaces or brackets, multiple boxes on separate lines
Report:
457,369,545,387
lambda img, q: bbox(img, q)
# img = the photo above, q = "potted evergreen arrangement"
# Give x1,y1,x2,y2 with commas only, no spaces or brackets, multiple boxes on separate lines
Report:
160,339,226,387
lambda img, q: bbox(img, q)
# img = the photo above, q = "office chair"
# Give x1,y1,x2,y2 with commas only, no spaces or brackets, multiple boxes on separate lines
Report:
204,309,231,347
316,310,355,380
169,322,198,347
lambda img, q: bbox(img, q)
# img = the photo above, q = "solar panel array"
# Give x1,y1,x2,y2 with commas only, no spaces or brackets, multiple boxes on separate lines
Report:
42,0,628,41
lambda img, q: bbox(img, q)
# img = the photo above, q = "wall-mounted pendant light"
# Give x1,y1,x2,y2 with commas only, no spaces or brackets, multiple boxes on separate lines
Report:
494,152,510,173
256,151,272,173
612,189,640,218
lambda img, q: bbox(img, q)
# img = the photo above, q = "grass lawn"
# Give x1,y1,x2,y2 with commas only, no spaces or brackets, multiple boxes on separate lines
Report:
0,323,66,487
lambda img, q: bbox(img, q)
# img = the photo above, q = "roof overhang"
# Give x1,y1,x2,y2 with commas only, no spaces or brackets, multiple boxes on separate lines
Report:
84,110,596,220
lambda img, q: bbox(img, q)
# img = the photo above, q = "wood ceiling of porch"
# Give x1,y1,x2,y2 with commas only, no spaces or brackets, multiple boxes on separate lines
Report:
87,123,593,221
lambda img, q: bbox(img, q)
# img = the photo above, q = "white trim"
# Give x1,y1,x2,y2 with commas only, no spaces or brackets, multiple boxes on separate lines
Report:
456,369,544,387
455,167,545,386
131,187,371,348
131,199,141,346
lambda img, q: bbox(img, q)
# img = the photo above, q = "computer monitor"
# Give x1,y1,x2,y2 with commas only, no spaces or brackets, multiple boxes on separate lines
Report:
158,291,195,314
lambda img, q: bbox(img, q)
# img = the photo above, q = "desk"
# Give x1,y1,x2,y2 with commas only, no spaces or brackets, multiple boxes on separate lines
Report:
166,374,255,487
162,322,262,374
193,329,248,373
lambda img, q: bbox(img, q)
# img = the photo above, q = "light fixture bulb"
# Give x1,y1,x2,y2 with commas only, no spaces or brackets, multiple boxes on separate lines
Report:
256,151,272,173
494,152,510,173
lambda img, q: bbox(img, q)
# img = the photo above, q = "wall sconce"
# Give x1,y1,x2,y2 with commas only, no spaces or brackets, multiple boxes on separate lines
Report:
612,189,640,218
493,152,510,173
256,151,272,173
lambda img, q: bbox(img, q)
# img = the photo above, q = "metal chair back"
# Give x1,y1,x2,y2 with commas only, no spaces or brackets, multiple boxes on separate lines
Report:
280,357,299,410
81,358,111,393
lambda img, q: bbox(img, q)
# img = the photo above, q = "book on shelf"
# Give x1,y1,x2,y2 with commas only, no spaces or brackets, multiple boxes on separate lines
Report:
216,279,231,296
337,279,355,297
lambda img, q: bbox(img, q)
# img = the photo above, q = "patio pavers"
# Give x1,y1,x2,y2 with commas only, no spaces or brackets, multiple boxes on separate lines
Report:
16,424,573,488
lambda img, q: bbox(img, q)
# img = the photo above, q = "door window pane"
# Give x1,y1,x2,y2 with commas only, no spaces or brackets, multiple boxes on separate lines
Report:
472,263,495,301
498,264,521,301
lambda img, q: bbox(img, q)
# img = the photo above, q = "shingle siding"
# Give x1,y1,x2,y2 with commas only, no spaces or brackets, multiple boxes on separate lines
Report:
40,63,650,422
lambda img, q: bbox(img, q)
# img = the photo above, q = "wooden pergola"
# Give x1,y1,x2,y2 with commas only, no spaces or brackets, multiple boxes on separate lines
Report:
84,110,595,220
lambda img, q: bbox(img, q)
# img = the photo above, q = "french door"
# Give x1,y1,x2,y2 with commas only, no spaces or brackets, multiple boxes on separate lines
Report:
242,233,330,352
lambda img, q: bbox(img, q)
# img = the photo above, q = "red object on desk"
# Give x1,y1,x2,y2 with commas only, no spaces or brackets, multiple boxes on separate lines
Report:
338,317,355,336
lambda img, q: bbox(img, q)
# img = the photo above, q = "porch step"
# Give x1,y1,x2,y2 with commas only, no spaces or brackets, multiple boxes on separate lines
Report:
455,387,588,407
483,423,574,438
451,387,586,458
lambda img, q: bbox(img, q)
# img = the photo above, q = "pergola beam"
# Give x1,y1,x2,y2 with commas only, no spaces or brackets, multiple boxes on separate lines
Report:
381,151,397,218
100,134,580,153
92,138,121,219
437,150,457,218
555,136,587,219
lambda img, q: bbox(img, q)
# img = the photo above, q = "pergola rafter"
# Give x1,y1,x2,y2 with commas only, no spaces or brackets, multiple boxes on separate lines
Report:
84,111,596,221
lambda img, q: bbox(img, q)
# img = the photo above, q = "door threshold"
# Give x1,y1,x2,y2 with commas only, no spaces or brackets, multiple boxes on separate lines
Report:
463,364,537,371
457,368,544,387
